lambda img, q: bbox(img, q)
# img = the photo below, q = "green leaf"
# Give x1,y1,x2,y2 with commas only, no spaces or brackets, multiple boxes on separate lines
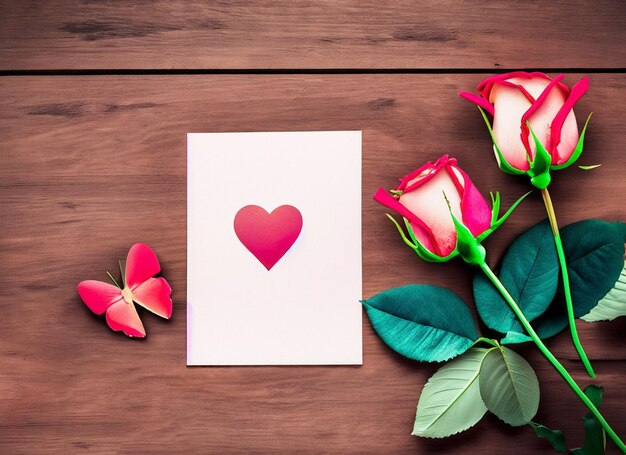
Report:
582,261,626,322
572,417,605,455
571,385,605,455
500,298,572,346
560,220,625,317
503,292,572,345
362,285,478,362
412,348,489,438
479,346,540,426
529,421,567,453
474,219,558,334
529,297,569,337
501,332,532,345
530,386,605,454
584,384,603,408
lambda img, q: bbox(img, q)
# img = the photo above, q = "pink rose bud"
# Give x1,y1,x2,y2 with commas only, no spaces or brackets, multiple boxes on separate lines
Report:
374,155,493,260
460,72,590,187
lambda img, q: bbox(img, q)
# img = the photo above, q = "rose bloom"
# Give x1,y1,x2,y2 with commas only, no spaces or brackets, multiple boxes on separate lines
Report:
374,155,492,258
460,72,589,171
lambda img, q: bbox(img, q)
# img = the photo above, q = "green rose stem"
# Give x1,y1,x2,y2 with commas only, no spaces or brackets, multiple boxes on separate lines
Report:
479,262,625,452
541,186,595,378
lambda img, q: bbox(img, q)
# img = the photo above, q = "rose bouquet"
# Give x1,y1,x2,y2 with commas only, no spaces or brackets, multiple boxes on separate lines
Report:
364,73,625,453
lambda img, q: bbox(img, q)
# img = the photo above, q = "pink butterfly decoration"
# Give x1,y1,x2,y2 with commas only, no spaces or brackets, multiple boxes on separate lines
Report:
77,243,172,338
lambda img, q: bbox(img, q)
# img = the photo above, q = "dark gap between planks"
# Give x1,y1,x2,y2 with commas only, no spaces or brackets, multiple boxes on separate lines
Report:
1,68,625,77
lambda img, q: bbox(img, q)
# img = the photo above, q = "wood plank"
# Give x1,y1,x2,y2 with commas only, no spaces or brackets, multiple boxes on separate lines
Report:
1,74,625,453
1,1,625,70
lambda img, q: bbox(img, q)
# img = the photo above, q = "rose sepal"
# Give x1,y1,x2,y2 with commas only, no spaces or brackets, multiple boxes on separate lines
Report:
477,106,526,176
450,213,486,266
477,190,533,243
489,191,501,226
551,113,592,171
384,213,421,249
402,217,459,262
526,123,553,190
384,213,457,263
386,210,485,265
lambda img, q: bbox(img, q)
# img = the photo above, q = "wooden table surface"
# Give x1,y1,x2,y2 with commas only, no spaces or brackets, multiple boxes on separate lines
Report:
1,2,625,453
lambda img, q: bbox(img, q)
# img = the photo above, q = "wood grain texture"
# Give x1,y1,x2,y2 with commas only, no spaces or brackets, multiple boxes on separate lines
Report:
1,0,625,70
0,74,625,453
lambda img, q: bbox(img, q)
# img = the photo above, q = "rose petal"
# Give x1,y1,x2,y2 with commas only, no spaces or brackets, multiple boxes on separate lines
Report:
400,155,452,192
526,80,568,158
518,75,565,156
459,91,494,116
405,221,436,254
454,168,492,236
490,83,533,170
554,111,579,164
479,72,554,98
551,77,588,164
373,188,437,253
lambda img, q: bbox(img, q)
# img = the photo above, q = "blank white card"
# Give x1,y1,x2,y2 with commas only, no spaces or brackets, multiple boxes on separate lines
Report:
187,131,362,365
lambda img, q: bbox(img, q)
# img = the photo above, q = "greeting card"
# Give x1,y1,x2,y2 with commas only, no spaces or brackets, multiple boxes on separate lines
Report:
187,131,362,365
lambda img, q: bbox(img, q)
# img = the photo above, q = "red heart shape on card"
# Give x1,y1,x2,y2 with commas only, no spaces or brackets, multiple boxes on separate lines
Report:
234,205,303,270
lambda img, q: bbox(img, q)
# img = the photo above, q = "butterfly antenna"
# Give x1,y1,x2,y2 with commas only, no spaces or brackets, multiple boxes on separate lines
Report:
106,271,121,289
118,259,126,287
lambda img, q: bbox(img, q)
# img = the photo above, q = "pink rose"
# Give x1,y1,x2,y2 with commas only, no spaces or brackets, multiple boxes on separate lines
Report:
460,72,590,186
374,155,493,260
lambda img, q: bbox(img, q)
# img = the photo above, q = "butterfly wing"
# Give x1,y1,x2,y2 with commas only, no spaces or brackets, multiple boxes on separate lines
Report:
105,300,146,338
77,280,123,314
124,243,172,320
132,277,172,319
125,243,161,288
